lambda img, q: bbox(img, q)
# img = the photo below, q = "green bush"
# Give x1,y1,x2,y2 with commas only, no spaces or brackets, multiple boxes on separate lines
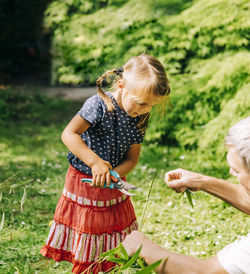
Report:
146,51,250,150
43,0,250,159
44,0,249,85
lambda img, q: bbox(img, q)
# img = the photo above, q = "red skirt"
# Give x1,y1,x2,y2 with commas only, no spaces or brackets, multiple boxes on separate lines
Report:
40,165,138,273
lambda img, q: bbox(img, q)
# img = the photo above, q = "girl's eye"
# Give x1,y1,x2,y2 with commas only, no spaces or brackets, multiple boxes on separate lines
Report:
135,100,146,106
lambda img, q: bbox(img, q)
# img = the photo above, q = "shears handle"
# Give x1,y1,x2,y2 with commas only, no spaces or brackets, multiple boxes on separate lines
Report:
109,169,120,182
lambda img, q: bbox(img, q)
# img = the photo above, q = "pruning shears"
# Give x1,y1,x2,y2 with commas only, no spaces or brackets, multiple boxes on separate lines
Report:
81,170,136,196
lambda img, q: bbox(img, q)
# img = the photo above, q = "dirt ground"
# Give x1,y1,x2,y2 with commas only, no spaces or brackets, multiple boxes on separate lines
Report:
10,85,96,101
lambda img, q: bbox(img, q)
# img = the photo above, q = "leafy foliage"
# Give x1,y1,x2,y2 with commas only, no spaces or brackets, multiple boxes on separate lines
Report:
43,0,250,162
97,243,164,273
44,0,249,85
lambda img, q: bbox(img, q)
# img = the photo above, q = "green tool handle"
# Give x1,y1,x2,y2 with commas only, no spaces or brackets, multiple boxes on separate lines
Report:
81,178,115,189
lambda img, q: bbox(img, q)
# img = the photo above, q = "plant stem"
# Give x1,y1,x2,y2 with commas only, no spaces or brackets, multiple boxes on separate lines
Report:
139,172,156,231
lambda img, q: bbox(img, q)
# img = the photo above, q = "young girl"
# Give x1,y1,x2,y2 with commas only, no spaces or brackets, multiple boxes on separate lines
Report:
40,54,170,273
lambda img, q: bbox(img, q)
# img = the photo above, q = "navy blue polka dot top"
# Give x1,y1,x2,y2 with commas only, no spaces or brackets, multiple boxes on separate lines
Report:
67,92,145,175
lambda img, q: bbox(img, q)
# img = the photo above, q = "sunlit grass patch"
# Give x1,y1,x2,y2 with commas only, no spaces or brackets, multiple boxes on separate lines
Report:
0,90,249,273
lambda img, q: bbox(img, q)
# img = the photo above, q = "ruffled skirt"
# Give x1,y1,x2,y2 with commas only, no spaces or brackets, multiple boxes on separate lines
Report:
40,165,138,273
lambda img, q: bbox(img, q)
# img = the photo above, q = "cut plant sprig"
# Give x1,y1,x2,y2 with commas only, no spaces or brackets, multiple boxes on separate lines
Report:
182,188,196,209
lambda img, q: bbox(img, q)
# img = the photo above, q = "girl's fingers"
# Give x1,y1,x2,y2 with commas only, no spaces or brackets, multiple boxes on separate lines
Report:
96,174,101,187
100,174,106,187
91,175,96,187
106,172,111,186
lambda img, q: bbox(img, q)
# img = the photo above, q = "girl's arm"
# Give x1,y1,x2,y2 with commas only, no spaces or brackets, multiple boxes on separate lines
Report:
61,115,112,186
113,144,141,177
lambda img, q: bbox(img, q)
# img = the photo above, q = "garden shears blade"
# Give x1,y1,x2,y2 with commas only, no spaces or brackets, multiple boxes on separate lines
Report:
109,169,136,196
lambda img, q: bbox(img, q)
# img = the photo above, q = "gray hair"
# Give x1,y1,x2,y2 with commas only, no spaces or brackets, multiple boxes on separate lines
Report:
225,116,250,171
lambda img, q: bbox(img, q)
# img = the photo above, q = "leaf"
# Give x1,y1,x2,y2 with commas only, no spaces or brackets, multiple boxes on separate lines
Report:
99,245,120,258
0,192,2,203
135,258,167,274
120,245,142,270
185,189,194,208
119,242,129,260
0,212,5,232
106,256,127,264
20,188,27,213
137,257,147,269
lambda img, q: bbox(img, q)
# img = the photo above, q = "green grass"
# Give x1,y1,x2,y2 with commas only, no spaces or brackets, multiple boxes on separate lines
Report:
0,90,249,273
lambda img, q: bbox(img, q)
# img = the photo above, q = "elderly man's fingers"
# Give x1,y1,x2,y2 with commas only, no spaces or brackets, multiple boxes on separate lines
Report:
167,179,184,187
174,187,186,193
167,178,190,192
165,169,183,182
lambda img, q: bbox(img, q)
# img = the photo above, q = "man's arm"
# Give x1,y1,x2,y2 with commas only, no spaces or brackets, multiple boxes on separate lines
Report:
123,231,227,274
165,169,250,215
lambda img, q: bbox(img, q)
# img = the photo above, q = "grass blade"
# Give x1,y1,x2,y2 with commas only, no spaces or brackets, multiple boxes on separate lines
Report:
0,172,20,186
20,188,27,213
10,179,33,189
0,212,5,232
140,172,156,231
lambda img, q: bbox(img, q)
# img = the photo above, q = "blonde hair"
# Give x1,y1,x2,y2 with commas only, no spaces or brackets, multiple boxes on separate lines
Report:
96,54,170,132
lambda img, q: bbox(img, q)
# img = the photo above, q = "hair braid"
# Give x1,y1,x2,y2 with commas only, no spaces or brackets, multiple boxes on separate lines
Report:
96,69,117,111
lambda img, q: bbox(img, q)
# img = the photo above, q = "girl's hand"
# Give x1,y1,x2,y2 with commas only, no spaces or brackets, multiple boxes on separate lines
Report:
91,160,112,187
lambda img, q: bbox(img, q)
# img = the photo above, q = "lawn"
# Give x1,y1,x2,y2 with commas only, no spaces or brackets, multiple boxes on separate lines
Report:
0,89,249,273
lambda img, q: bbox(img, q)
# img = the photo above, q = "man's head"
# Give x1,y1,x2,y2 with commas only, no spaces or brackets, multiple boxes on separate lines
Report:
225,117,250,195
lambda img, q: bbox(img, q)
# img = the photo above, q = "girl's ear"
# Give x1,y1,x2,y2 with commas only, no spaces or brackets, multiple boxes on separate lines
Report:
117,80,124,90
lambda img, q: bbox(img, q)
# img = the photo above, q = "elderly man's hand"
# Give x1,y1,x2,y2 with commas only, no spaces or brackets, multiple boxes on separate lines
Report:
122,231,146,256
165,168,203,193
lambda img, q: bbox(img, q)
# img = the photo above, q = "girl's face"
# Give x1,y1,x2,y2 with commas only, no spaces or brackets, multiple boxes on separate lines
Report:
118,82,165,117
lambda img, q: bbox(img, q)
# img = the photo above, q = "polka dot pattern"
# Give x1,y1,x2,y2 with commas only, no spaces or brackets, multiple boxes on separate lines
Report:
67,92,145,174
